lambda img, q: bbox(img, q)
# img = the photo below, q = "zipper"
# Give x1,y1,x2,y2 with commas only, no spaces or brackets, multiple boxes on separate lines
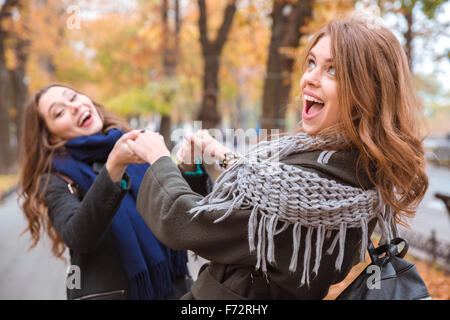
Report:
75,289,126,300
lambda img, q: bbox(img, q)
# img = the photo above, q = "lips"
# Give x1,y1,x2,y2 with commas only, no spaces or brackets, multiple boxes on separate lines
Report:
302,90,325,121
303,90,323,102
77,110,92,127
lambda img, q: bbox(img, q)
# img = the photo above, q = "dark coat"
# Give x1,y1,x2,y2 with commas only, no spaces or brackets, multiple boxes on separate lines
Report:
136,149,377,300
41,163,208,300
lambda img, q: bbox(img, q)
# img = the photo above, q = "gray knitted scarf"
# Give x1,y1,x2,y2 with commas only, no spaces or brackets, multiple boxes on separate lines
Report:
188,132,398,286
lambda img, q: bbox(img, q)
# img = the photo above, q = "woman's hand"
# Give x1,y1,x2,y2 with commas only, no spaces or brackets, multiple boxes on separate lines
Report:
190,130,231,165
177,137,197,172
126,130,171,165
106,130,146,182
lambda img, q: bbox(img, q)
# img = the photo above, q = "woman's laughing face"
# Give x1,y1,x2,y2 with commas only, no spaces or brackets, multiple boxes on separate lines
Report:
300,36,340,135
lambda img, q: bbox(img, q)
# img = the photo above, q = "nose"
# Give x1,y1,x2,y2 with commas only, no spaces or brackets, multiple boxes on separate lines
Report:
69,103,81,114
303,68,321,88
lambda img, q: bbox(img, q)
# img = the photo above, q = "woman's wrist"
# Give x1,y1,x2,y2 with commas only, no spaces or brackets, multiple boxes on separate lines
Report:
147,152,170,165
211,144,231,161
106,156,127,182
179,162,197,173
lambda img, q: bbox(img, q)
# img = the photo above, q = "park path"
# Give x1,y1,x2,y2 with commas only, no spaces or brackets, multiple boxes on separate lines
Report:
411,164,450,242
0,194,206,299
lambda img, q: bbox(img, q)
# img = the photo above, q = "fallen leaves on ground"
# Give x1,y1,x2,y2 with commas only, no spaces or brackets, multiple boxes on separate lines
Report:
0,174,19,201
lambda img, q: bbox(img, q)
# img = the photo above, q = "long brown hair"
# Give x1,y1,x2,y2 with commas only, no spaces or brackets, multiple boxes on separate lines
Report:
19,83,132,259
295,17,429,226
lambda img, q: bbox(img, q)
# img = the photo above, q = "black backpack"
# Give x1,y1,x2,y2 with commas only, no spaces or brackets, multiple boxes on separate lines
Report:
336,237,431,300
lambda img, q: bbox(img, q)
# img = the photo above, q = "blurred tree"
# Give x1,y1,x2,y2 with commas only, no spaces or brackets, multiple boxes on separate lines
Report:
197,0,237,129
0,0,19,174
415,73,450,136
104,83,172,117
366,0,450,71
9,1,30,153
260,0,314,132
219,1,271,129
160,0,181,149
30,0,66,85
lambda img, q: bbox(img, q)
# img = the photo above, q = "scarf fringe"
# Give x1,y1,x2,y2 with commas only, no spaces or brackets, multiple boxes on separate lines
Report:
152,262,174,299
131,271,153,299
170,250,189,279
130,261,177,300
289,222,302,272
190,194,397,288
301,227,313,286
312,225,326,276
192,200,397,287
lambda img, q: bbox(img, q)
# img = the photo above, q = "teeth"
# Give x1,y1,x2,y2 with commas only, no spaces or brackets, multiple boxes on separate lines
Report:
78,111,90,126
304,94,324,104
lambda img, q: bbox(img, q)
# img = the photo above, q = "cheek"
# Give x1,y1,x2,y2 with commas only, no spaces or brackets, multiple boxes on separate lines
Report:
328,101,340,123
56,117,77,134
93,110,104,127
44,119,73,140
324,82,339,112
324,97,341,126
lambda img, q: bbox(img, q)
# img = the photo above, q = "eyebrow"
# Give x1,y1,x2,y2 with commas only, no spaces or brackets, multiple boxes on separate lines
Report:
48,89,69,117
308,52,333,63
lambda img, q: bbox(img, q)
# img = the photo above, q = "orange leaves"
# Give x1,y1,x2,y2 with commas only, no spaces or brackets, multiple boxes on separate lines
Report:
410,256,450,300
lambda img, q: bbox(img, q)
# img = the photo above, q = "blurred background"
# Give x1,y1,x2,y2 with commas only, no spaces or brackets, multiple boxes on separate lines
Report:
0,0,449,299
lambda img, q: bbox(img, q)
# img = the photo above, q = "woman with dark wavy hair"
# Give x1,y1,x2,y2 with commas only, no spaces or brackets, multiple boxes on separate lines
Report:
127,16,429,299
18,84,203,300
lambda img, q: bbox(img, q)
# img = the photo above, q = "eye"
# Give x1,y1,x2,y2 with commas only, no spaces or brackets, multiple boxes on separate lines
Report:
70,93,77,102
328,66,336,76
307,59,316,69
55,108,64,118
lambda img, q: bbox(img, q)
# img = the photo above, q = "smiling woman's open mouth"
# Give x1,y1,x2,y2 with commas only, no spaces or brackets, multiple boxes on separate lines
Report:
78,111,93,127
303,95,325,120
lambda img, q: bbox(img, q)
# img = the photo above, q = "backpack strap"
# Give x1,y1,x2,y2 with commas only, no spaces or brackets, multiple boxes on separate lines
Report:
55,172,81,198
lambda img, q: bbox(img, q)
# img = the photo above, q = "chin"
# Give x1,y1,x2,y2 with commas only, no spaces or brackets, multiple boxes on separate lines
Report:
93,123,104,134
84,121,103,136
302,122,319,135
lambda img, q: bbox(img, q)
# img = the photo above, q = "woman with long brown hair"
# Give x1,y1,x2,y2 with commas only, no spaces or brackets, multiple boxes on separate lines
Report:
18,84,203,300
126,16,429,299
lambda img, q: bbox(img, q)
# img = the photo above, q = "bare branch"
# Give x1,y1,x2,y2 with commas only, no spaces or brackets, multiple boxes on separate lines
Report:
198,0,209,50
214,0,237,51
283,0,313,47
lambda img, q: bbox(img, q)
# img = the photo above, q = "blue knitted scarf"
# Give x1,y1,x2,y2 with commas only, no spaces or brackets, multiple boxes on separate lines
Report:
52,128,189,299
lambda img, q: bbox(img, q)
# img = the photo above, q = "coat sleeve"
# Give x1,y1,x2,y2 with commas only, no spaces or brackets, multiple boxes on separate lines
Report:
137,156,256,266
41,166,130,253
178,163,213,196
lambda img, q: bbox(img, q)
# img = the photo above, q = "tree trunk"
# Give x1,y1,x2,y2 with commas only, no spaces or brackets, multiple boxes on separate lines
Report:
197,0,236,129
404,8,414,72
198,54,221,129
0,59,12,174
159,0,172,148
10,38,29,153
159,0,181,149
261,0,313,132
0,0,19,173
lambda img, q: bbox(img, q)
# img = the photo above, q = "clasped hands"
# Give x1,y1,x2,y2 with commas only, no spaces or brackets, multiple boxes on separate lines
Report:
105,129,231,182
